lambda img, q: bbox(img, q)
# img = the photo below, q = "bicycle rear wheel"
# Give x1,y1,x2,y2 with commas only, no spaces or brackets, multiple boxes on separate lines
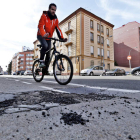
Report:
32,60,44,82
53,55,73,85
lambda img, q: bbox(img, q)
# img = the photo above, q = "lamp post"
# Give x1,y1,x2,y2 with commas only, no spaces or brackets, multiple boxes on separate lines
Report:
103,35,112,70
128,47,137,72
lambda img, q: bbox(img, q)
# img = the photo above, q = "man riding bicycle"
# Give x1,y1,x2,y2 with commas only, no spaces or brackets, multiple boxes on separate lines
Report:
37,3,67,70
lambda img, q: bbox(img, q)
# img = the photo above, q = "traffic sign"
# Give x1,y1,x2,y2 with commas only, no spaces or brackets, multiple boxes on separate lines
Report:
127,55,131,60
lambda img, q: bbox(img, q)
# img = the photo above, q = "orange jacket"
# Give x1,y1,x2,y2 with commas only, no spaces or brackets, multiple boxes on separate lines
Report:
37,11,64,40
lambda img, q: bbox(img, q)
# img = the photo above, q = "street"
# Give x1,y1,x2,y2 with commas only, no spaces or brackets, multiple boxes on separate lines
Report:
0,75,140,140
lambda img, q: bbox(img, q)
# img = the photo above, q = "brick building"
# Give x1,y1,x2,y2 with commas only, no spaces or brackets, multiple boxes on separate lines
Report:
12,49,34,73
34,8,114,74
114,21,140,68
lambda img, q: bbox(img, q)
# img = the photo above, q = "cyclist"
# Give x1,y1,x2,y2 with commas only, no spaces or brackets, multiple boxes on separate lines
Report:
37,3,67,70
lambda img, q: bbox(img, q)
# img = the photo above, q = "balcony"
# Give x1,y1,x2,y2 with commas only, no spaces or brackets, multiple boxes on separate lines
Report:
65,28,73,35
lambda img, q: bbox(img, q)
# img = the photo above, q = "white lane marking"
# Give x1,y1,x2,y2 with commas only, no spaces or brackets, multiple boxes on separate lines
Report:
22,79,140,93
39,86,70,93
22,82,32,85
107,88,140,93
41,81,140,93
15,80,19,81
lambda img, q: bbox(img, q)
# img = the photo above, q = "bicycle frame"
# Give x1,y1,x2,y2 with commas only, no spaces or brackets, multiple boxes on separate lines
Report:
44,40,65,71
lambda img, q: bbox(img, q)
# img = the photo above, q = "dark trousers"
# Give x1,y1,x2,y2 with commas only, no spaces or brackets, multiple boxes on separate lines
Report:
37,35,51,66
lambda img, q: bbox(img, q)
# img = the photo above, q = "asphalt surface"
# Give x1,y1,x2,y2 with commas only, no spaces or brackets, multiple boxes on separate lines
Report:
0,75,140,140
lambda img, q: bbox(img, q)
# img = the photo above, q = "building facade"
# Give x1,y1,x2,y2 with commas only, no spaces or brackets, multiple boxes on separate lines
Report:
34,8,114,74
12,50,34,73
114,21,140,68
0,66,3,73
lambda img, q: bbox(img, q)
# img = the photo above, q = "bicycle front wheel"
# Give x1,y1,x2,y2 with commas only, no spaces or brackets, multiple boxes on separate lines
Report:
53,55,73,85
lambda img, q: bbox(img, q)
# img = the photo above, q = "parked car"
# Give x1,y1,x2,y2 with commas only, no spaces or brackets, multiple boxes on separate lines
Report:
131,66,140,76
12,72,16,75
16,71,21,75
20,71,25,75
105,68,125,76
0,73,3,75
24,70,32,75
80,66,105,76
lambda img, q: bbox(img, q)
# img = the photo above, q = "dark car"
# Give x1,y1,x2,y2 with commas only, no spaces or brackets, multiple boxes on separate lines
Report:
131,66,140,76
105,68,125,76
16,71,21,75
20,71,25,75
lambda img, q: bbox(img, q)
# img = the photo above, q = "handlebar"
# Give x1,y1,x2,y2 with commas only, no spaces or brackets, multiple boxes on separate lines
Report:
45,37,66,42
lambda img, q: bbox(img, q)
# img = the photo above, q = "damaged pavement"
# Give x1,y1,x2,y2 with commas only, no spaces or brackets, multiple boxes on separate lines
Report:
0,90,140,140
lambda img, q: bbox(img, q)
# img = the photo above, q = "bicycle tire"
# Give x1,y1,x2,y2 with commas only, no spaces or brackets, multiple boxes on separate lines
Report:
53,55,73,85
32,60,44,82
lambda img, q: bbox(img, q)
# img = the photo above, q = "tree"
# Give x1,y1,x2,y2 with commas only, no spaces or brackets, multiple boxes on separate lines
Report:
7,61,12,75
114,60,118,66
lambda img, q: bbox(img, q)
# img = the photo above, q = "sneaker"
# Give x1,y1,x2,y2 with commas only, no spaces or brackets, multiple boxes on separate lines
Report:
39,62,46,68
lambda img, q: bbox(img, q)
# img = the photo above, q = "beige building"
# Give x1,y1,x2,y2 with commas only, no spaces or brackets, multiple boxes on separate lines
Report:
33,8,114,75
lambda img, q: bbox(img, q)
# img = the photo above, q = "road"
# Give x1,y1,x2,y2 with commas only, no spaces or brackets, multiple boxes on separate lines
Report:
0,75,140,94
0,75,140,140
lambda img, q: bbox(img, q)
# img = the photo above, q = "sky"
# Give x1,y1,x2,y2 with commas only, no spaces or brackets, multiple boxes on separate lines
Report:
0,0,140,71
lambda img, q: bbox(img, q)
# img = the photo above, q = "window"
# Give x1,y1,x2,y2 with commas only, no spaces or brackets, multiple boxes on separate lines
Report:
101,36,104,44
101,25,104,33
107,50,110,58
98,48,100,56
68,46,71,56
20,62,23,65
26,58,33,60
68,21,71,30
90,60,94,66
21,58,24,60
93,66,99,70
97,23,100,31
91,46,94,55
90,20,93,29
90,32,94,41
101,48,103,56
68,34,71,42
99,67,103,70
107,28,109,35
26,54,33,56
97,35,100,43
107,63,110,70
107,39,109,46
20,66,23,69
19,54,24,57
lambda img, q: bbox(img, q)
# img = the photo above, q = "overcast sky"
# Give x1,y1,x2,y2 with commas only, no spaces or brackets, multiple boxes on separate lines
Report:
0,0,140,71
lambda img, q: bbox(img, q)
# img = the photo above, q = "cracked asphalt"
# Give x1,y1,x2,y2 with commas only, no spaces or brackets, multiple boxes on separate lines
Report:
0,75,140,140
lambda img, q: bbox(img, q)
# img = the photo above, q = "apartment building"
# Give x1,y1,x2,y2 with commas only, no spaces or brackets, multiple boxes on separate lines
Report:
34,8,114,74
114,21,140,68
12,49,34,73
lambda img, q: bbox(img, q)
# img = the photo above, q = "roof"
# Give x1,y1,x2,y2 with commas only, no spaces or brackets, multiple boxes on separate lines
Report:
114,21,140,30
59,7,114,28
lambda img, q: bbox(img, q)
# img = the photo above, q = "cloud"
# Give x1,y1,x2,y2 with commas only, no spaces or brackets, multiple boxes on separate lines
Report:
0,0,63,71
98,0,140,22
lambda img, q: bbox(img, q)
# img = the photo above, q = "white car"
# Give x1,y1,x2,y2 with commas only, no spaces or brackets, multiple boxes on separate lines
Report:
80,66,105,76
24,70,32,75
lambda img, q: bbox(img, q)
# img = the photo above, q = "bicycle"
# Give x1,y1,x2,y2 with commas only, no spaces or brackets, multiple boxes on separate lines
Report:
32,37,73,85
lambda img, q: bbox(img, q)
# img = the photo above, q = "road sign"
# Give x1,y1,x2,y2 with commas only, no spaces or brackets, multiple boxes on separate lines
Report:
127,55,131,60
103,64,105,67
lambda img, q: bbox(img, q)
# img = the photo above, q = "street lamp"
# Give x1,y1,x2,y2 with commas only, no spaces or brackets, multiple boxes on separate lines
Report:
128,47,137,72
103,35,113,70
